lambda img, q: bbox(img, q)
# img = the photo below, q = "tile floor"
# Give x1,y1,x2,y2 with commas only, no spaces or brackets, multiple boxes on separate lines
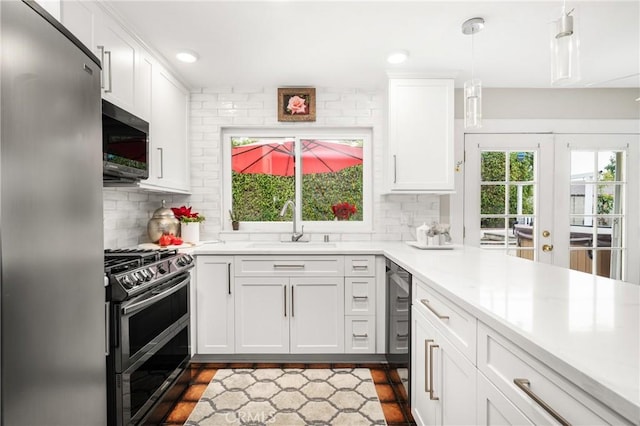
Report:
161,363,416,426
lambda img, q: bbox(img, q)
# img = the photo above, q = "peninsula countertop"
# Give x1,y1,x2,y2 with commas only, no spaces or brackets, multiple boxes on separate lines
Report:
193,240,640,423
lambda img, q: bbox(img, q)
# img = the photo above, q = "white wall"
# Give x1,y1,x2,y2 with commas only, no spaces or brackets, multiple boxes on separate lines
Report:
189,86,440,243
103,86,441,248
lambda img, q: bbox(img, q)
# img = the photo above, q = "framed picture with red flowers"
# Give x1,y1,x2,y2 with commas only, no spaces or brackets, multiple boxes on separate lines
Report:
277,87,316,122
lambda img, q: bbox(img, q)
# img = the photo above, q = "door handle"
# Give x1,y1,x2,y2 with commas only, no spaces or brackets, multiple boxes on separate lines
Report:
542,244,554,252
514,378,570,426
283,285,287,317
429,344,440,400
291,285,295,317
157,147,164,179
424,339,433,393
104,50,112,93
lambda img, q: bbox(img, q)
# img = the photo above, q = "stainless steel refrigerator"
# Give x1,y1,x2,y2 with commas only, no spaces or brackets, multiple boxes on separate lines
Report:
1,1,106,424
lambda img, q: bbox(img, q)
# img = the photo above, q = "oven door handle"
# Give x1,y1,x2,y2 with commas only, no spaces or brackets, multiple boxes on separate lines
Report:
122,275,189,316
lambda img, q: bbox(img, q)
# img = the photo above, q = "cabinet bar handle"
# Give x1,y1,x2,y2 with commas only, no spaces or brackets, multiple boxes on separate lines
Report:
424,339,433,393
227,263,231,295
513,378,570,426
352,296,369,300
97,45,105,89
420,299,449,321
352,333,368,338
157,147,164,178
397,296,409,302
429,344,439,400
396,333,409,339
352,265,368,270
393,154,397,183
291,285,295,317
273,264,305,269
284,285,287,317
104,50,112,93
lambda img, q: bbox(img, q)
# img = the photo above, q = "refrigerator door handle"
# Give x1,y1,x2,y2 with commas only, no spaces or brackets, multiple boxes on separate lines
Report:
105,302,110,356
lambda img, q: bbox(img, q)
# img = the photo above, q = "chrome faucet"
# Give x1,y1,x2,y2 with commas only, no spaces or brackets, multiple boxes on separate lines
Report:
279,199,304,241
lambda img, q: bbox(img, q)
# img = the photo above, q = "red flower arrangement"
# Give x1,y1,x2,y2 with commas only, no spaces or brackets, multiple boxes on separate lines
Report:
171,205,205,223
331,202,357,220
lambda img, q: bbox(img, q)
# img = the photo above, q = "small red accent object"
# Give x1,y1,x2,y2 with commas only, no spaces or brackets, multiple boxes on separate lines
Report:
171,205,201,221
331,202,357,220
158,234,173,247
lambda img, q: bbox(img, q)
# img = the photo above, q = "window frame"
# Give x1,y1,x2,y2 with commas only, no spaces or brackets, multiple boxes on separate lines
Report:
221,127,373,233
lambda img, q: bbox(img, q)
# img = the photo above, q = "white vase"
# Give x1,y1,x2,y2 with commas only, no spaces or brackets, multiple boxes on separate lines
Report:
180,222,200,244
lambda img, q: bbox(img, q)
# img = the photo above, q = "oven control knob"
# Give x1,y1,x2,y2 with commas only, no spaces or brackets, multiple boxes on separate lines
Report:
121,275,133,288
130,273,141,286
177,256,186,266
146,268,155,279
138,270,149,281
185,254,194,264
157,264,167,274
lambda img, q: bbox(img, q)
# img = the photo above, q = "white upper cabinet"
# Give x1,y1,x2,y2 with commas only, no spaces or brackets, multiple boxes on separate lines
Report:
94,12,136,112
387,78,454,193
140,65,190,193
61,1,136,115
61,1,191,194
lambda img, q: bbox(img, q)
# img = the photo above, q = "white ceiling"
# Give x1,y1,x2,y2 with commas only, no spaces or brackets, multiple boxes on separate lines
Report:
107,0,640,90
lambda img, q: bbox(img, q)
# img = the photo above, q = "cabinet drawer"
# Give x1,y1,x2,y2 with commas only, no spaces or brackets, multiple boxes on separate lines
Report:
345,316,375,353
478,323,630,425
234,256,344,277
344,255,375,276
345,277,375,315
413,278,476,363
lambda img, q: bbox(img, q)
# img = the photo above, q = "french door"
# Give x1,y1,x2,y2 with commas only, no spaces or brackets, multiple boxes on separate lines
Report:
464,133,638,283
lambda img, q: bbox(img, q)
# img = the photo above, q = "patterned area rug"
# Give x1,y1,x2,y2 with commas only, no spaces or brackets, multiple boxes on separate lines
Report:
185,368,387,425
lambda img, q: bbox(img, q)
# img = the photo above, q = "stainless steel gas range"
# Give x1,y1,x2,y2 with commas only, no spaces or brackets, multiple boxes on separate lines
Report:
104,249,194,425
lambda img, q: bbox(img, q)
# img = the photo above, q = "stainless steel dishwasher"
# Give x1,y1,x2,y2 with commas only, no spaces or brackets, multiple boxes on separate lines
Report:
386,258,411,401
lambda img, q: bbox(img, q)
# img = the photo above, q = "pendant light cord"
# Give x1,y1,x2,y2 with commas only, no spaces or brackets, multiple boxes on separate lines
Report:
471,32,475,80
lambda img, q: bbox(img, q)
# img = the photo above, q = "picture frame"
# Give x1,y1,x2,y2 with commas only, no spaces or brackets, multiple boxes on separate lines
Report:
277,87,316,122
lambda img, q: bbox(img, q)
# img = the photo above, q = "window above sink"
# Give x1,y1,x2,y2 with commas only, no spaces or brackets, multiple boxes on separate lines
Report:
222,128,373,234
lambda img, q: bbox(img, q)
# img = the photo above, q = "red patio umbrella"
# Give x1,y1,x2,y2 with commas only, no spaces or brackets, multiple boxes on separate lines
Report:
232,140,362,176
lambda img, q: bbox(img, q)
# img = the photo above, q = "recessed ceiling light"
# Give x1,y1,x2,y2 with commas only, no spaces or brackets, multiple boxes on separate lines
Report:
176,50,199,63
387,50,409,64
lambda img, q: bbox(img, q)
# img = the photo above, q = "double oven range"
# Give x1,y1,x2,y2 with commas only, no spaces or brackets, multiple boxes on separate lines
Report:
104,249,194,425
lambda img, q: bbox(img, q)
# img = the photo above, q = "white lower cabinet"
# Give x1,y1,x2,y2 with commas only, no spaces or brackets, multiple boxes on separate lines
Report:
477,372,533,425
195,256,234,354
234,276,344,354
477,323,631,425
235,277,289,353
345,316,375,353
289,277,344,353
411,306,476,426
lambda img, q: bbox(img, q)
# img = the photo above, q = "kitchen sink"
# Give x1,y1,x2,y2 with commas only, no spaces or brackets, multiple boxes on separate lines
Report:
249,242,337,248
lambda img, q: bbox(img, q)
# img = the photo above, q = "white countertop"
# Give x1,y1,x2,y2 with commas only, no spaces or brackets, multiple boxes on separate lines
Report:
193,240,640,422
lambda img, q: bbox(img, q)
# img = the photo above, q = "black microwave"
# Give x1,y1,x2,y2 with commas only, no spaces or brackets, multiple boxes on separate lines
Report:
102,99,149,183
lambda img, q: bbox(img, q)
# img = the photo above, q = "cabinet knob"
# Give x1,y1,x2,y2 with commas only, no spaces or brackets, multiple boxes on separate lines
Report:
542,244,554,252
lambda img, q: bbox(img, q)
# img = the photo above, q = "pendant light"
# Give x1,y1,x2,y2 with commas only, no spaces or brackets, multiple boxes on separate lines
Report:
462,17,484,129
551,1,580,85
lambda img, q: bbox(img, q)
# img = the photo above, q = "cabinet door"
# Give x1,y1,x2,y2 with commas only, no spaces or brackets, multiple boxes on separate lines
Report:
289,277,344,353
477,372,534,426
235,277,289,353
387,78,454,192
196,256,234,354
412,307,437,426
95,11,136,112
434,323,477,425
412,307,476,426
135,51,153,122
143,66,190,193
